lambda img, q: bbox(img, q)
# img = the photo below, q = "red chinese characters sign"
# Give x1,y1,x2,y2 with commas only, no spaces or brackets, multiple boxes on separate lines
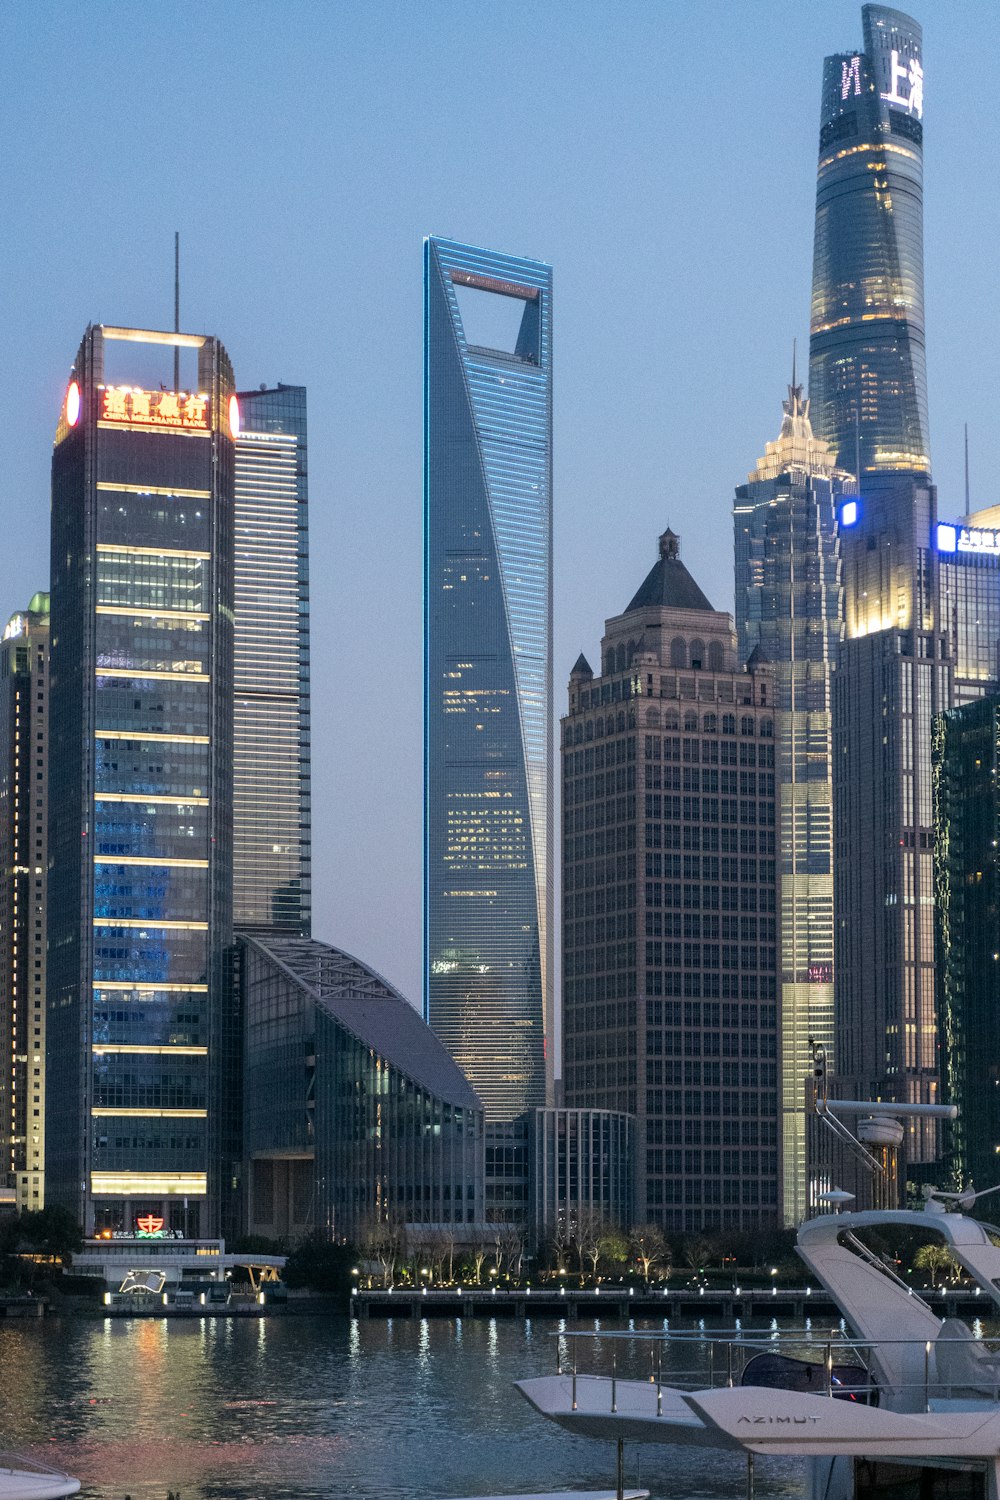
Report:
100,386,210,431
136,1213,165,1236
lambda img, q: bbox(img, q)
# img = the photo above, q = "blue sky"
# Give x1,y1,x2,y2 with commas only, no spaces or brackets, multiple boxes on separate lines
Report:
3,0,998,1006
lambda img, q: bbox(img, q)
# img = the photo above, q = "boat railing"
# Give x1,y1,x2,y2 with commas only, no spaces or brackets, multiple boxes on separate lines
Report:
0,1450,76,1480
551,1329,1000,1416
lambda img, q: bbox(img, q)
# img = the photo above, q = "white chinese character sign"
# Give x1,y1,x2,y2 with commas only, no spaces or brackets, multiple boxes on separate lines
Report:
880,48,923,119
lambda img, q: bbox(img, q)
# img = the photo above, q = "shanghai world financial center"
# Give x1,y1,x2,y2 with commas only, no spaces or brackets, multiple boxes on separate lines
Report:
423,237,553,1122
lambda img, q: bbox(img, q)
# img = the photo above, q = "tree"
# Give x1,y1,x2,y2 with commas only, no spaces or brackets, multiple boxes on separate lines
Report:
599,1227,629,1275
630,1224,669,1284
363,1215,406,1288
574,1206,603,1281
494,1221,524,1281
14,1206,84,1265
282,1235,354,1295
469,1240,491,1286
914,1243,959,1288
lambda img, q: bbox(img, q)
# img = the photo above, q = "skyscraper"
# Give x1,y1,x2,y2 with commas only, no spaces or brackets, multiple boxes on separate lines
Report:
810,4,928,477
0,594,49,1212
423,237,553,1121
734,382,852,1223
46,325,236,1237
233,383,310,937
562,533,780,1231
933,695,1000,1196
808,6,945,1170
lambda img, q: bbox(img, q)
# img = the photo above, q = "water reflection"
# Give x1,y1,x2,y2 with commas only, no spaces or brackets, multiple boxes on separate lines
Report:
0,1316,806,1500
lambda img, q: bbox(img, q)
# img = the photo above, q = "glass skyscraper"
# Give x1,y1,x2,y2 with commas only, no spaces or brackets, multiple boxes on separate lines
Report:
810,4,928,476
734,382,852,1223
233,384,310,936
46,325,236,1238
0,594,50,1212
423,237,552,1121
933,695,1000,1199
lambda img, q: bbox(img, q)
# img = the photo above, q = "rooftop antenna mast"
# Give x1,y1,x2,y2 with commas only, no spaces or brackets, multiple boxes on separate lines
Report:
173,232,180,390
791,336,797,392
965,422,971,517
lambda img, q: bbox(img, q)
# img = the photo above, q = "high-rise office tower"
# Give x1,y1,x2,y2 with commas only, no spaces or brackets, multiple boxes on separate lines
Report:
0,595,50,1211
46,325,236,1237
233,383,310,937
423,237,553,1121
810,4,927,477
933,694,1000,1196
734,382,853,1223
562,533,780,1231
810,7,945,1167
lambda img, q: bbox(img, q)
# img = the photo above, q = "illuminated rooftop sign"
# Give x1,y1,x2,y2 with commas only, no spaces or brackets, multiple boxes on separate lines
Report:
3,614,25,642
880,49,923,119
936,522,1000,557
99,386,210,431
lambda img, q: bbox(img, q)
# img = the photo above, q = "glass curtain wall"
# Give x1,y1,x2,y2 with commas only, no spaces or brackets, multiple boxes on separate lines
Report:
47,327,235,1237
810,5,928,475
423,238,553,1120
233,384,311,936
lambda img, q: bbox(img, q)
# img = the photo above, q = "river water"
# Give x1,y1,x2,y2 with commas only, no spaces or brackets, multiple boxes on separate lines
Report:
0,1314,807,1500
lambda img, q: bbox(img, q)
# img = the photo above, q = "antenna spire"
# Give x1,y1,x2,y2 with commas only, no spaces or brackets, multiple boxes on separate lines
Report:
173,232,180,390
791,337,797,393
965,422,971,516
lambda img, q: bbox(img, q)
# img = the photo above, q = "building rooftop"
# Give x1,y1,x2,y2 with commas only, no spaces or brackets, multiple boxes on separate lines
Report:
624,530,715,614
242,936,483,1112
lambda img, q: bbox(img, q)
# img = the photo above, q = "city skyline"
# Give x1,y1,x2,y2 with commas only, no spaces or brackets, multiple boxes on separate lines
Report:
4,1,999,1010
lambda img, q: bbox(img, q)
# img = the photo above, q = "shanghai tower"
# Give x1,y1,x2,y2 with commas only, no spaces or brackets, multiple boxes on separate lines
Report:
810,4,928,477
814,8,945,1172
423,237,552,1121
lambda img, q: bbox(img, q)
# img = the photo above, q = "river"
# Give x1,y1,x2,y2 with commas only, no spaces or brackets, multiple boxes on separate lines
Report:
0,1314,807,1500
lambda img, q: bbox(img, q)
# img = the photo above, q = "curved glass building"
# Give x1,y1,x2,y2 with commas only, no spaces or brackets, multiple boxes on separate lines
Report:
810,5,928,475
423,237,552,1121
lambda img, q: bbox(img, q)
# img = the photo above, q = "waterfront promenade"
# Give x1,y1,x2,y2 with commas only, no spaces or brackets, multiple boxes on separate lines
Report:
350,1284,992,1322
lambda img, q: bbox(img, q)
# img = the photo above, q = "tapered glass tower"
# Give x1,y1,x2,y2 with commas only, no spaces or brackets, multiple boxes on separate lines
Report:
423,237,552,1121
810,5,928,475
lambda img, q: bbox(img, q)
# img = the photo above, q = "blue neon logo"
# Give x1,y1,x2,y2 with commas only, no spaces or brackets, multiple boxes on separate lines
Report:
840,500,859,527
936,523,958,553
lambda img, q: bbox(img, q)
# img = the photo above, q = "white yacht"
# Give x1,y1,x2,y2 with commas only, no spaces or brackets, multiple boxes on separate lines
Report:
0,1454,79,1500
518,1083,1000,1500
518,1194,1000,1500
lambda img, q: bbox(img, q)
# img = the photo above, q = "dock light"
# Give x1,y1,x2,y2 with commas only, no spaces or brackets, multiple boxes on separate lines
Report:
352,1267,359,1275
735,1286,741,1295
422,1288,427,1297
806,1287,811,1296
103,1292,111,1306
162,1293,168,1306
629,1287,634,1296
560,1288,565,1296
258,1292,265,1306
699,1287,704,1297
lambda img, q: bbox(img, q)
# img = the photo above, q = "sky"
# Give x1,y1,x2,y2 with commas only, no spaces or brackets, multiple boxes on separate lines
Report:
3,0,999,1010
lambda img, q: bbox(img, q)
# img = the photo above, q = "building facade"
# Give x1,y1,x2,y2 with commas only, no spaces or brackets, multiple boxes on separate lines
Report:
240,935,484,1244
809,4,928,477
562,532,780,1231
423,236,553,1120
46,325,236,1238
526,1107,635,1252
0,595,49,1211
233,383,311,937
933,696,1000,1196
734,382,852,1224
